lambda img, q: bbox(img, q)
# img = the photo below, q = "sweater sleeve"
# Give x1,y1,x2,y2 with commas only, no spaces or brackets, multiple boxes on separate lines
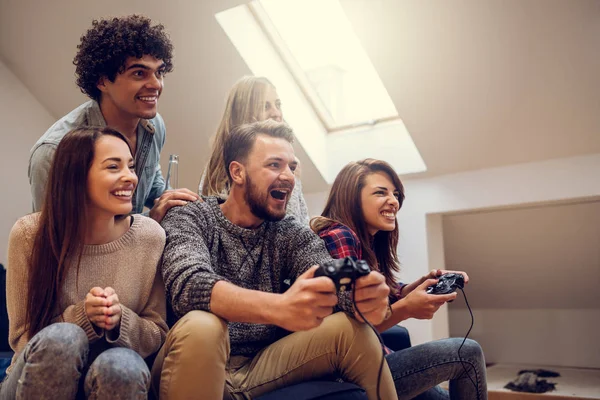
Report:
7,217,104,352
54,300,104,342
161,202,228,318
105,272,168,358
6,218,36,355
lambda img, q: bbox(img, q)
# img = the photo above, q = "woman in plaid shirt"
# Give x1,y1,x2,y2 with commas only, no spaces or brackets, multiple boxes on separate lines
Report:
311,159,488,400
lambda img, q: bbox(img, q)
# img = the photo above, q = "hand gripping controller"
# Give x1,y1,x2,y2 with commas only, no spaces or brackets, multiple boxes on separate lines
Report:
426,273,465,295
314,257,370,292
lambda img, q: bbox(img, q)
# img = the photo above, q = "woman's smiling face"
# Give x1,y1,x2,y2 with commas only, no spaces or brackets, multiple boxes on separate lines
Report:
360,171,401,236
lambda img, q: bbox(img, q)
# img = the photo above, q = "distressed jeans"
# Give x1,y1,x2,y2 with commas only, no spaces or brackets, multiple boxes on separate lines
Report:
386,338,488,400
0,323,150,400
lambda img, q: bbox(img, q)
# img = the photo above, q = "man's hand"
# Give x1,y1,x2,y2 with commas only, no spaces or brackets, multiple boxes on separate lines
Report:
402,279,457,320
273,265,338,331
353,271,390,325
149,188,200,223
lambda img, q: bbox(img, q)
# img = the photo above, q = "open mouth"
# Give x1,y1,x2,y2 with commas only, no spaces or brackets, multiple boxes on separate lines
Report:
381,211,396,220
112,190,133,199
137,95,158,104
270,189,289,201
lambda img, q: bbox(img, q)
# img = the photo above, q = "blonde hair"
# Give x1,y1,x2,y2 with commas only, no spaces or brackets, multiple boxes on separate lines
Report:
202,76,276,196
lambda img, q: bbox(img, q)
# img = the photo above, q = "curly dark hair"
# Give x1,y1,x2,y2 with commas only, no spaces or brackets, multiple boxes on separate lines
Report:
73,15,174,101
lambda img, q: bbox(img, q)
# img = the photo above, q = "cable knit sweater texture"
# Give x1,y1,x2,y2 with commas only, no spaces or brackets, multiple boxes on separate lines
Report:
6,213,168,372
160,197,350,357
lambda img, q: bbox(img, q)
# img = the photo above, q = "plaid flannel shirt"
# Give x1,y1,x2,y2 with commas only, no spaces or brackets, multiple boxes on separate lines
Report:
317,222,407,303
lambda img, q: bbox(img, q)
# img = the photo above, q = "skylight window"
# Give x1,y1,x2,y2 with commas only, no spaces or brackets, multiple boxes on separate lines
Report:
250,0,399,132
216,1,427,182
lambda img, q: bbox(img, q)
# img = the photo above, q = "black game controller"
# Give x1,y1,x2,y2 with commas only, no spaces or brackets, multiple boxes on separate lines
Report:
314,257,370,292
426,273,465,295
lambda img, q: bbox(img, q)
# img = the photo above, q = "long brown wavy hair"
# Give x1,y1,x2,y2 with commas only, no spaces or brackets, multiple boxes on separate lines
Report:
202,76,276,196
311,159,405,290
26,126,132,338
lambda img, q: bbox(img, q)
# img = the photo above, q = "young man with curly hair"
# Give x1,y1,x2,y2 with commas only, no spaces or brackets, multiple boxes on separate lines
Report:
28,15,199,222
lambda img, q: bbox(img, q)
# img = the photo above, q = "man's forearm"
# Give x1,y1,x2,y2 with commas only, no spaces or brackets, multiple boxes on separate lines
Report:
210,281,281,325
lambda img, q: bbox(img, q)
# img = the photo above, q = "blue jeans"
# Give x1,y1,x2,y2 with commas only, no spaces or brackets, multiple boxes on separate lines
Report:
0,323,150,400
386,338,487,400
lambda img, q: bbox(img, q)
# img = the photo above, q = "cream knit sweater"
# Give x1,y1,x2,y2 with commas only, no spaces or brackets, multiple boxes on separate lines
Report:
6,213,168,370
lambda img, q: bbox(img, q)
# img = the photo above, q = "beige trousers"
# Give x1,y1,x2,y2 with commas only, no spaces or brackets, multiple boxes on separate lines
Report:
151,311,396,400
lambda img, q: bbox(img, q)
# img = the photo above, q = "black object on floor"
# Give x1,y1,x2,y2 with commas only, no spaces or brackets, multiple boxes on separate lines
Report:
517,369,561,378
504,371,557,393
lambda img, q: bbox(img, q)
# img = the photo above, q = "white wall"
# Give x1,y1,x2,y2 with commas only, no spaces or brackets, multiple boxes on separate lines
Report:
443,201,600,309
443,200,600,368
449,309,600,368
304,153,600,366
0,59,55,266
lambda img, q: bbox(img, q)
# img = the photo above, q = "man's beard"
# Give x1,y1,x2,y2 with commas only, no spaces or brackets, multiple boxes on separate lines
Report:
245,175,287,222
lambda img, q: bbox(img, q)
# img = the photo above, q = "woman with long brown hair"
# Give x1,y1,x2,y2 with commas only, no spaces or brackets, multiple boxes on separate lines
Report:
199,76,309,223
3,127,167,399
312,159,488,399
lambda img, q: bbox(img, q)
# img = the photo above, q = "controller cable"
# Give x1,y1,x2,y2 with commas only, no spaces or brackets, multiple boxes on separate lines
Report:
351,287,386,400
457,287,480,397
351,286,480,400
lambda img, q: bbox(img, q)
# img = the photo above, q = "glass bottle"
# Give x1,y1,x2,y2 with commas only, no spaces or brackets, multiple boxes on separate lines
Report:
165,154,179,189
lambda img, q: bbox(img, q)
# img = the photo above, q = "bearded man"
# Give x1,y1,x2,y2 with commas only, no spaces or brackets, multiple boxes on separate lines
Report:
153,120,396,400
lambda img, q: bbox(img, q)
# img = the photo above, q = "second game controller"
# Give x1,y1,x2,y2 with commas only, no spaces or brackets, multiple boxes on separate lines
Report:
426,273,465,295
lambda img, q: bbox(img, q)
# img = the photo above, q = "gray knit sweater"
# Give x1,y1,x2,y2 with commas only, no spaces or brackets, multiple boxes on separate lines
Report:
161,197,349,356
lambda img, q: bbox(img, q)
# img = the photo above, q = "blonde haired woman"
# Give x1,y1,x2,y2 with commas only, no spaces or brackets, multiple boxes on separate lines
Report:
199,76,309,223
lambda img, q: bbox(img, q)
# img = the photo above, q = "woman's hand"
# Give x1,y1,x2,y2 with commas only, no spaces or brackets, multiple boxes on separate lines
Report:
402,279,457,319
84,287,121,331
400,269,470,298
424,269,470,284
99,287,122,331
85,287,108,327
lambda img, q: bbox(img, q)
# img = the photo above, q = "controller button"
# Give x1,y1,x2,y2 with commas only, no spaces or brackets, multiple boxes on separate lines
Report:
340,278,351,284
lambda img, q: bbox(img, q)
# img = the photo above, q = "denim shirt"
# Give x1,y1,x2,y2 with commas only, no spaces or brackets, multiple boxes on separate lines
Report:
28,100,166,214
